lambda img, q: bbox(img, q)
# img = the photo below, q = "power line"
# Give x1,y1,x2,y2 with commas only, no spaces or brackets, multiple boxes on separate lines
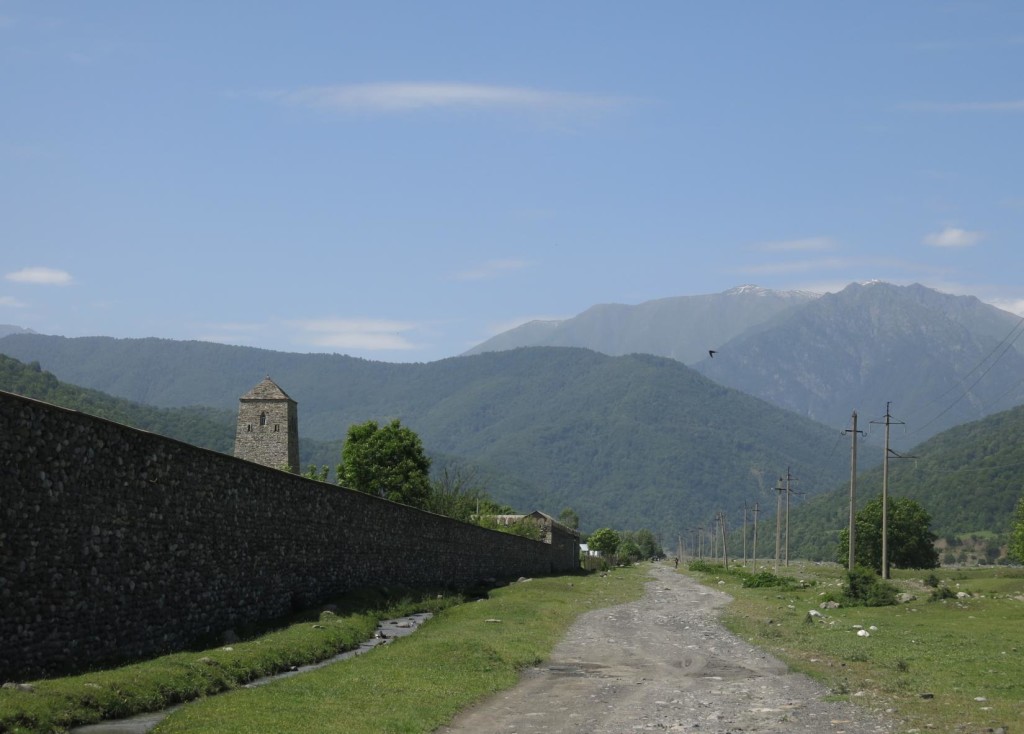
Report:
903,315,1024,439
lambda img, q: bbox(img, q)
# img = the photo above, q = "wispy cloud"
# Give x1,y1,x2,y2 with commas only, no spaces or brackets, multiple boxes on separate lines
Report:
259,82,621,114
294,318,419,351
991,298,1024,317
923,226,983,248
5,267,73,285
453,259,530,281
0,295,27,308
903,100,1024,112
752,237,838,253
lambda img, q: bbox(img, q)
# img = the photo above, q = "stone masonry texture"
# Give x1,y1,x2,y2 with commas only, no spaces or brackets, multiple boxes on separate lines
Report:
0,390,578,681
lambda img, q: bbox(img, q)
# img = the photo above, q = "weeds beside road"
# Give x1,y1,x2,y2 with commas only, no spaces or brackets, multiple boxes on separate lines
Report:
686,561,1024,732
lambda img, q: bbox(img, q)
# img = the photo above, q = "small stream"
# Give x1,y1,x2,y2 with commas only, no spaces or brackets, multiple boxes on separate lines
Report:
70,612,433,734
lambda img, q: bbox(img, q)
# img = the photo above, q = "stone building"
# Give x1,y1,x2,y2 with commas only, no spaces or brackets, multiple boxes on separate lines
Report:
233,376,299,472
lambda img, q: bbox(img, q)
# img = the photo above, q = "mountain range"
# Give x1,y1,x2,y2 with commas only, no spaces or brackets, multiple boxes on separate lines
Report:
0,342,851,540
3,280,1023,544
469,282,1024,443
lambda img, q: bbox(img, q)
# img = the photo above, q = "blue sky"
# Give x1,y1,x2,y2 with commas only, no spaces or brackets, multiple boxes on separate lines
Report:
3,2,1023,362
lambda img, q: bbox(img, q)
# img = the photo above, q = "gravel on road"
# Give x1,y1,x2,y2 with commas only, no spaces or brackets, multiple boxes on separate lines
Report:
438,565,899,734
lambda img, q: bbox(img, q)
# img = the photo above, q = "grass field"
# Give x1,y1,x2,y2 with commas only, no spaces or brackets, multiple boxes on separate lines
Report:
685,561,1024,733
0,568,645,734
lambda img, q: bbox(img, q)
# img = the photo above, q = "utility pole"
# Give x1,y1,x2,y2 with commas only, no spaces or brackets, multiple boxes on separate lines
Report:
783,467,797,567
751,502,759,570
742,502,748,566
842,411,864,570
872,403,906,580
720,512,729,569
774,477,784,573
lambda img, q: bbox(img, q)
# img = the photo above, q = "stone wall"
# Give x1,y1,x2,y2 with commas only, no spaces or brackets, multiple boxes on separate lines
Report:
0,390,577,681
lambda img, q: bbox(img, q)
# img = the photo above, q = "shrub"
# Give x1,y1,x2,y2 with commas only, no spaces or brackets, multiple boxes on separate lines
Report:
741,571,799,590
844,566,897,607
929,585,957,602
923,572,940,588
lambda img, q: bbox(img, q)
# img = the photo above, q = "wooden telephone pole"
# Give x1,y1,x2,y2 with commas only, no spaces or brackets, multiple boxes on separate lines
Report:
751,502,759,570
774,477,784,573
842,411,865,570
872,403,908,580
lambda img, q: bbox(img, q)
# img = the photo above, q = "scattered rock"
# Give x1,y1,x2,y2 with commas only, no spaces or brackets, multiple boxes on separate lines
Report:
897,593,917,603
484,618,503,623
821,601,841,609
1,682,35,693
957,591,971,599
857,629,870,637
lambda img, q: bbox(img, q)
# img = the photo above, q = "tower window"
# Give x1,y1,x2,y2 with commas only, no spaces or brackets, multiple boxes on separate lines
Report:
246,424,252,432
259,412,267,426
273,424,280,432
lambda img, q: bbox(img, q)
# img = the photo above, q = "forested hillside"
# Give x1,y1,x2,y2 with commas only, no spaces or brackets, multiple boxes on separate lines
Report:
777,404,1024,561
0,355,340,470
0,336,854,537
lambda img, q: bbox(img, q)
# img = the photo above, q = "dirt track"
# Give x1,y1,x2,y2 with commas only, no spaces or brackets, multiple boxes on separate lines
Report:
437,564,898,733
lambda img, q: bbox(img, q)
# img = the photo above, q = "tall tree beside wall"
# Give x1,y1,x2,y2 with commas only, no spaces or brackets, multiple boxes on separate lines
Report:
1010,496,1024,563
337,419,432,508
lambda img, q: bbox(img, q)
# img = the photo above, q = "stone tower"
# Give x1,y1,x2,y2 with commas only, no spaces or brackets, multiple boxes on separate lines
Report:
234,377,299,472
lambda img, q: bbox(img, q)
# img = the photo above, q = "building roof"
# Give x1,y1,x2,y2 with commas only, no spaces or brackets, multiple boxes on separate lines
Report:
239,376,295,402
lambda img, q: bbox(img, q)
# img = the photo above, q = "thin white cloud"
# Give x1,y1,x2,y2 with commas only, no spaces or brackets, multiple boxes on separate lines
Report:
0,295,27,308
903,100,1024,112
453,259,530,281
261,82,620,114
991,298,1024,317
753,237,838,253
5,267,73,285
295,318,419,351
923,227,983,248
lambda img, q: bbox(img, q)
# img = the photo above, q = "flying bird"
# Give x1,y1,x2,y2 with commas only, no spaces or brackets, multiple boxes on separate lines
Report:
708,350,717,358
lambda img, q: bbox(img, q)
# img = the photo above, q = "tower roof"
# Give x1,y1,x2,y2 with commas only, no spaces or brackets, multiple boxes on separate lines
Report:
239,376,295,402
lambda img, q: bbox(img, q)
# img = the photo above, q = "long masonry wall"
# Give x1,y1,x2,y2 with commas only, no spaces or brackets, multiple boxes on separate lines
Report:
0,390,578,681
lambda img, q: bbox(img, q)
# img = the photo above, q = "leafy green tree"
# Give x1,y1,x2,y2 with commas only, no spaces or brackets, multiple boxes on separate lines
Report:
302,465,330,482
424,462,510,522
337,419,432,508
558,507,580,530
836,496,939,571
587,528,620,556
1010,496,1024,563
634,529,663,559
616,539,642,563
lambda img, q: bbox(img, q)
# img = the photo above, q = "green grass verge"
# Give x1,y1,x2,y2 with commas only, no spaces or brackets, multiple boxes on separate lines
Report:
0,590,461,734
685,561,1024,732
0,569,645,734
154,567,645,734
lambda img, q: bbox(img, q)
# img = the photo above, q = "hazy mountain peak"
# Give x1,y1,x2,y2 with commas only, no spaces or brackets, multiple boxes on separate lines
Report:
464,285,818,363
0,325,37,339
